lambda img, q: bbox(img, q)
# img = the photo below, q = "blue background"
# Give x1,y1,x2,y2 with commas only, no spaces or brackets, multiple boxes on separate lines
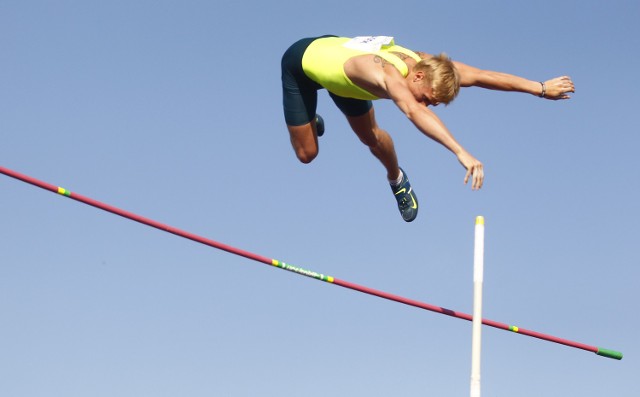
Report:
1,1,638,396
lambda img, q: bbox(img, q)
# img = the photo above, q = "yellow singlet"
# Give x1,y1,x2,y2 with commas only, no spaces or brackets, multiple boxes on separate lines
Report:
301,36,421,100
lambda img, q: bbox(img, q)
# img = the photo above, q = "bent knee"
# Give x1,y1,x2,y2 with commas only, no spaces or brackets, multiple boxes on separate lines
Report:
288,124,319,164
295,147,318,164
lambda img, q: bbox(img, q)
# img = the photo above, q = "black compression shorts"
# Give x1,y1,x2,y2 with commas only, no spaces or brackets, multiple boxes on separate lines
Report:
281,36,373,126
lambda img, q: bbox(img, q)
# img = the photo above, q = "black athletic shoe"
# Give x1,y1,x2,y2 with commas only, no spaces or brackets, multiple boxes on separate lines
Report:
390,167,419,222
315,114,325,137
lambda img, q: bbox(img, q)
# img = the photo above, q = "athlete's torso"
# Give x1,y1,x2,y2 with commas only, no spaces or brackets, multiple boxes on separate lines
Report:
301,36,421,100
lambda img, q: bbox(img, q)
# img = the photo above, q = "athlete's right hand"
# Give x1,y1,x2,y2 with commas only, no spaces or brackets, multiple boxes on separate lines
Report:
457,151,484,190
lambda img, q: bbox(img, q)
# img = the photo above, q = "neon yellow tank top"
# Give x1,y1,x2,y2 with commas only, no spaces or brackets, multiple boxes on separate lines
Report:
301,36,421,100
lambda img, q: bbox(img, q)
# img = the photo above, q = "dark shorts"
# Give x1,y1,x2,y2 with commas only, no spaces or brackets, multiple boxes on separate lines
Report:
281,36,373,126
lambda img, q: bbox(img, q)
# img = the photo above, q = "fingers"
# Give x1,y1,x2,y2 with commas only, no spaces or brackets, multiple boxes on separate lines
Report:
458,151,484,190
471,163,484,190
559,76,575,95
463,163,484,190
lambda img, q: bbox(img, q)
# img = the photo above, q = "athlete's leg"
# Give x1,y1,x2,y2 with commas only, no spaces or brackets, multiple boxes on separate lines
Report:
287,119,321,164
345,107,401,181
344,105,419,222
281,37,324,164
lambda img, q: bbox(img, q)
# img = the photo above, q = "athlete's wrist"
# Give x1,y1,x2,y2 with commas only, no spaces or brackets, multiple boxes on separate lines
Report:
539,81,546,98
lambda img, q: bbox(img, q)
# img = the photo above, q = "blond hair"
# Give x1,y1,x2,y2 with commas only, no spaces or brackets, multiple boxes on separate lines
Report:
413,53,460,105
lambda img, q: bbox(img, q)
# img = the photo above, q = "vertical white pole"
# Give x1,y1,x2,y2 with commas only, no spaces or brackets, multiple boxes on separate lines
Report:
470,216,485,397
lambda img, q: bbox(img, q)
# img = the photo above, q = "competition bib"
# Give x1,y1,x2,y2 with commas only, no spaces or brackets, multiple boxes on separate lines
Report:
343,36,395,52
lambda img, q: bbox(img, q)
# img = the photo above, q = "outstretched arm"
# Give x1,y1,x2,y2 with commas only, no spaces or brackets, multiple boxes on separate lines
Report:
415,51,575,100
383,70,484,190
453,61,575,100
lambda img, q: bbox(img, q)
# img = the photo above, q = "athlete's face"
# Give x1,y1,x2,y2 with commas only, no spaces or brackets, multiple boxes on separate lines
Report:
410,72,440,107
420,83,440,107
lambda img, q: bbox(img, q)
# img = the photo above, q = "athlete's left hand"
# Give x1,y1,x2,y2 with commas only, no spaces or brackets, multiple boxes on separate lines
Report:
543,76,575,100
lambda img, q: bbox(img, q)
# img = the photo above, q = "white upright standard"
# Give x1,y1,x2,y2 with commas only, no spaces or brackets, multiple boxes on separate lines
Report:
470,216,485,397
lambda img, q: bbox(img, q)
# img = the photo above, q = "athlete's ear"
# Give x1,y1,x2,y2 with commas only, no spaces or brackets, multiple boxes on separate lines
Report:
413,70,425,82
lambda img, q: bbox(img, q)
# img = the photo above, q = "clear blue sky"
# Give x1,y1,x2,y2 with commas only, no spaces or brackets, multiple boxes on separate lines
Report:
1,1,638,396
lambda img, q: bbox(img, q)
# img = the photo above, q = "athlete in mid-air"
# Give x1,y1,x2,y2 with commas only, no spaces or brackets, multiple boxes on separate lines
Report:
281,35,575,222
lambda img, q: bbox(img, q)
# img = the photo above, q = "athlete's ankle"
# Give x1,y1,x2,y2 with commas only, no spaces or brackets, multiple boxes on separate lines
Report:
389,169,403,187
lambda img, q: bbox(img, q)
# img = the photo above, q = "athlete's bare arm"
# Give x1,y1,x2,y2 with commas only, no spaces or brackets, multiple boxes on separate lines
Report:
384,69,483,189
416,51,575,100
345,55,484,189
